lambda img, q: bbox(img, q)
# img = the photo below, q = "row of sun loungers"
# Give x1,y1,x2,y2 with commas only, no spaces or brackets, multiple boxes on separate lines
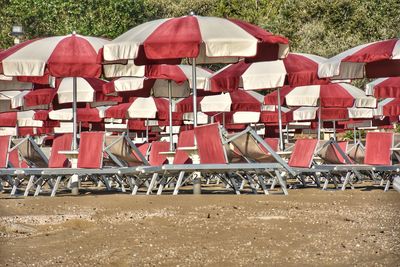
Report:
0,123,399,196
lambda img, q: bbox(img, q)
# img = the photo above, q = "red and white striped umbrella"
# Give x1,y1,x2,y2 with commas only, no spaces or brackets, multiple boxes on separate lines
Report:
374,98,400,116
264,83,376,108
104,97,169,119
260,106,293,125
208,53,329,92
103,65,212,97
0,90,31,112
48,106,103,122
22,77,121,109
103,15,289,64
0,78,33,91
0,110,44,127
0,33,108,78
318,38,400,79
366,77,400,98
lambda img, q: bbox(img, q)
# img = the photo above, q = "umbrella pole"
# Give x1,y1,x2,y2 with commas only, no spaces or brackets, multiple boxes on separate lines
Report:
285,124,289,145
71,76,79,196
277,88,284,150
146,118,149,142
353,126,356,145
333,121,336,141
223,112,225,127
192,58,198,128
317,105,321,141
168,80,174,151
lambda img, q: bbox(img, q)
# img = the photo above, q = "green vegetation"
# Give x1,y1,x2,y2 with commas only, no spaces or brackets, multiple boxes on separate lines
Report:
1,0,399,58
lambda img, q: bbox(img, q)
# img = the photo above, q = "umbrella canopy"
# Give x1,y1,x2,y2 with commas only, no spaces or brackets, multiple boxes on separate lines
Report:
104,97,169,119
103,65,212,97
0,78,33,91
366,77,400,98
260,105,293,125
374,98,400,116
208,53,329,92
318,38,400,79
0,33,109,78
0,90,31,112
0,110,44,127
49,107,102,122
264,83,376,108
103,15,289,64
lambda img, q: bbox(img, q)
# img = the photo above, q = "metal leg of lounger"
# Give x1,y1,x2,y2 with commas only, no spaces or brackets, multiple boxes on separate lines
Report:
115,175,126,193
173,171,185,196
384,178,391,192
157,174,167,195
379,178,384,186
246,174,258,194
132,178,139,195
24,175,35,197
275,171,288,195
255,174,269,195
34,177,44,197
10,178,20,196
270,177,277,190
230,176,240,195
50,176,62,197
341,172,352,191
102,176,111,191
146,173,158,195
322,175,329,190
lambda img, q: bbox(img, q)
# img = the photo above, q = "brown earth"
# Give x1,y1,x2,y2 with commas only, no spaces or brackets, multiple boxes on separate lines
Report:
0,184,399,266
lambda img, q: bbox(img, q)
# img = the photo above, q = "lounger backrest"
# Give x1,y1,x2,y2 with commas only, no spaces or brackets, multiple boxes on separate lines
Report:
77,132,104,168
8,149,29,168
148,141,170,166
0,136,10,168
230,133,276,163
194,123,227,164
347,143,365,164
13,138,48,168
264,138,279,152
288,139,318,168
393,134,400,164
318,141,349,164
48,134,73,168
105,135,144,167
173,130,194,164
364,132,393,165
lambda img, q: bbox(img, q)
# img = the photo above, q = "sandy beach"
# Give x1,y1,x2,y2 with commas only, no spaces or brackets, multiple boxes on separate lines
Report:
1,183,399,266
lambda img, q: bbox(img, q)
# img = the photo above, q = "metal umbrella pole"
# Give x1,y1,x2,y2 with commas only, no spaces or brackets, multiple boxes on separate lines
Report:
168,80,174,151
146,118,149,142
333,121,336,141
277,88,284,150
353,126,357,145
191,56,201,195
70,76,79,195
317,104,322,141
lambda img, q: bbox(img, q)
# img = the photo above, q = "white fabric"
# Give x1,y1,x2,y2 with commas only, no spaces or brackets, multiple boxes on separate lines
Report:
127,98,157,119
57,77,95,103
105,122,128,131
104,118,123,123
200,93,232,112
152,80,190,98
365,78,387,96
11,91,29,108
179,65,213,90
104,19,169,61
49,109,73,121
0,127,17,136
0,91,29,110
0,80,33,91
242,60,287,90
393,39,400,59
96,106,111,118
348,107,374,119
183,112,209,125
113,77,145,92
293,107,318,121
103,61,145,78
341,83,377,108
285,85,320,106
245,90,264,103
232,111,260,123
17,110,43,127
54,122,73,133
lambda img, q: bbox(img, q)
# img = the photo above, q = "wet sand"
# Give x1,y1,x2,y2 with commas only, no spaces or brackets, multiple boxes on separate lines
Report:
1,184,399,266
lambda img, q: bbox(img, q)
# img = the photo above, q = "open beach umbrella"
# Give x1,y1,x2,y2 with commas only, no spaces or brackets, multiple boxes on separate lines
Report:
207,53,328,92
0,33,109,151
103,14,289,127
373,98,400,117
318,38,400,79
0,78,33,91
366,77,400,98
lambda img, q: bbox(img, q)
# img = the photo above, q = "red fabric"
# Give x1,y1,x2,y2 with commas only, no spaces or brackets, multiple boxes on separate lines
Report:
0,112,17,126
382,98,400,116
263,86,293,105
48,134,73,168
134,45,182,65
284,54,329,86
144,17,202,60
332,141,348,164
194,123,226,164
105,102,131,119
288,139,318,168
0,136,10,168
343,39,397,63
365,59,400,78
153,98,169,119
173,130,194,164
47,35,102,78
229,90,262,112
145,65,187,84
372,77,400,98
320,107,349,120
260,110,293,124
264,138,279,152
33,110,50,121
175,95,204,113
319,84,354,107
8,149,20,168
148,141,169,166
128,120,146,130
18,127,35,136
131,142,150,162
24,88,56,107
77,132,104,168
77,107,102,122
17,72,51,85
209,61,251,92
364,132,393,165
